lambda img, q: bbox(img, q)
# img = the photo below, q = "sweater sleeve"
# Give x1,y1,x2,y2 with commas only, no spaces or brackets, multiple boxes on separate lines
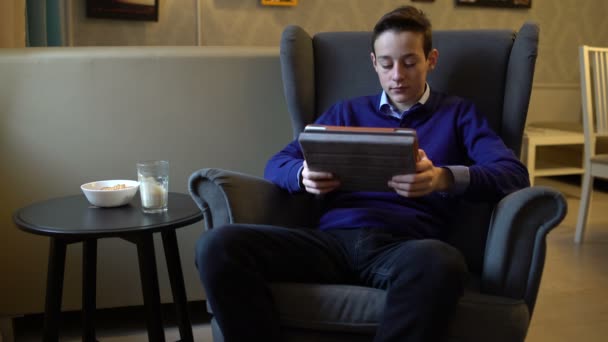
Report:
458,102,530,202
264,139,305,193
264,103,346,193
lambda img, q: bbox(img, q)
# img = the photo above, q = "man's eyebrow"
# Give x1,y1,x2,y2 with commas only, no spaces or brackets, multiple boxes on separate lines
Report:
376,53,419,60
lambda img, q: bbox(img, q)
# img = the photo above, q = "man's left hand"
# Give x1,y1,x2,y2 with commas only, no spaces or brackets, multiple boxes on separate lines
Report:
388,149,454,197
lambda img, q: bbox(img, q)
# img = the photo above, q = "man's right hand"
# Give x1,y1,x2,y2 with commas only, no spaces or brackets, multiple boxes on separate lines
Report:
301,161,341,194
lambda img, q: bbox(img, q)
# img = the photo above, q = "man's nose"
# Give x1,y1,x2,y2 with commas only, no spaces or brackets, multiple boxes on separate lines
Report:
391,65,405,80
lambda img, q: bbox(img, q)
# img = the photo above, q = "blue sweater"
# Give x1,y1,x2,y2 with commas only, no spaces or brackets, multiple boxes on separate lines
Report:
264,91,529,239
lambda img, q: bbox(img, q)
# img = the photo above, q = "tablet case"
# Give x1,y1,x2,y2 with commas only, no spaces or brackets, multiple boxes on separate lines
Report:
298,124,418,192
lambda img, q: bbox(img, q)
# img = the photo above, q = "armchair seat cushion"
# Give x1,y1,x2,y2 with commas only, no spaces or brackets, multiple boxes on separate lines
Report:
268,282,529,341
270,283,385,334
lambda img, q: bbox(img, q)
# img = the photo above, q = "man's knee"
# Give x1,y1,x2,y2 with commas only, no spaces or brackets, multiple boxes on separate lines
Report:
405,239,467,284
195,224,245,276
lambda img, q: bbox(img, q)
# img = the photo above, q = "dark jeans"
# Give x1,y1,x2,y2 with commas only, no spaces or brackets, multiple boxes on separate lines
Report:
195,224,467,342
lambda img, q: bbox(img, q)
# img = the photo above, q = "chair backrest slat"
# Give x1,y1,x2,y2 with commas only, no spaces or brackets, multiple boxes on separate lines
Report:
593,50,608,134
599,51,608,134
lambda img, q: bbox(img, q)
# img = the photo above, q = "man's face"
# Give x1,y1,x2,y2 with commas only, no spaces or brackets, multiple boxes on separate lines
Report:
371,30,438,112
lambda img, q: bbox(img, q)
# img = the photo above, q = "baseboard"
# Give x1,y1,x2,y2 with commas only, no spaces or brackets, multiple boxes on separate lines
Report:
12,301,212,340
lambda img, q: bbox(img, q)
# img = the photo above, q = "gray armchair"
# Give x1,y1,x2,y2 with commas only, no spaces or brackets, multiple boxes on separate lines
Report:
189,23,567,342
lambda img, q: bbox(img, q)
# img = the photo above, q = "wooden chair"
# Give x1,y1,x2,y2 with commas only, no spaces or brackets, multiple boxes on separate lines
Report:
575,45,608,243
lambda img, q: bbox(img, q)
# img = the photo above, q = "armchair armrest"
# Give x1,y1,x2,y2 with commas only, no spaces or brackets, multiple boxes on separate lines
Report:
481,186,567,317
188,168,316,230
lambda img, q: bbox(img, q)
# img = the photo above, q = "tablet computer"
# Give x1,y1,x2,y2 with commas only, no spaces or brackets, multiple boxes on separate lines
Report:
298,124,419,192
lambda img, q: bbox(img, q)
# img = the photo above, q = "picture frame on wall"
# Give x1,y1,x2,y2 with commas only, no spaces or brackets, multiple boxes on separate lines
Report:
455,0,531,8
86,0,159,21
261,0,298,6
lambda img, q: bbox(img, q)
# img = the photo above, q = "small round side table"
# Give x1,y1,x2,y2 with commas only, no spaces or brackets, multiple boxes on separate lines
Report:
13,192,203,342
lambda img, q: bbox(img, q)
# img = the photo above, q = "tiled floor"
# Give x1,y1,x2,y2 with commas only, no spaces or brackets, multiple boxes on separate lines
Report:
13,177,608,341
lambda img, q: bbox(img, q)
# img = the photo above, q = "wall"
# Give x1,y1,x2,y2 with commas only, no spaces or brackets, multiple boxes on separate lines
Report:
0,0,26,48
0,46,291,317
66,0,608,124
68,0,197,46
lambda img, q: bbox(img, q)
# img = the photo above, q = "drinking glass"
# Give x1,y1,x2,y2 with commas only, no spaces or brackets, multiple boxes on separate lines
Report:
136,160,169,213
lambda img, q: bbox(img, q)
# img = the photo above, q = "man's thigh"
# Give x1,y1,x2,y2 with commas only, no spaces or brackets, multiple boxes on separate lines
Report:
196,224,352,283
357,236,467,289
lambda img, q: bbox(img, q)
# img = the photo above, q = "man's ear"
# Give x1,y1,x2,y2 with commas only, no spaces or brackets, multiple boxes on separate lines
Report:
427,49,439,70
370,52,377,67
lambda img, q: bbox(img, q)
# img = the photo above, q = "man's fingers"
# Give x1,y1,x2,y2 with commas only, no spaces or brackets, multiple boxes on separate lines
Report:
393,188,430,198
306,170,335,180
388,177,435,198
391,171,433,184
303,180,340,189
418,149,428,161
391,174,416,183
304,179,341,194
389,180,432,192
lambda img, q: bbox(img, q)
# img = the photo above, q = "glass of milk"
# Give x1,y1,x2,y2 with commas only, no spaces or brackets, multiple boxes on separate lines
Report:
136,160,169,213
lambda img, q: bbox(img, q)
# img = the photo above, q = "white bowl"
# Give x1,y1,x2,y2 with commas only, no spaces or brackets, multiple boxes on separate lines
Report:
80,180,140,207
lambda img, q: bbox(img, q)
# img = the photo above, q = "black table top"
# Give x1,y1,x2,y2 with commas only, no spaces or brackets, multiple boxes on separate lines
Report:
13,192,203,238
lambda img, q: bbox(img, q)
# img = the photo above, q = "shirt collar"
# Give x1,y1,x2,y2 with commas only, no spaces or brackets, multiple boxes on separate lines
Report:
379,83,431,119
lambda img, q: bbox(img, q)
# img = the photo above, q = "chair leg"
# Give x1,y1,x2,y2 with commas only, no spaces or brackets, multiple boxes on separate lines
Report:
575,172,593,243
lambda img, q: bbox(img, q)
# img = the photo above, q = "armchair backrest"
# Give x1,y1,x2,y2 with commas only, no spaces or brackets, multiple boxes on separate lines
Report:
280,23,539,157
280,24,539,275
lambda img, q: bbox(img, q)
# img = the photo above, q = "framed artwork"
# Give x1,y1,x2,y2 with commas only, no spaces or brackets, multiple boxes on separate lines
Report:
455,0,531,8
86,0,159,21
261,0,298,6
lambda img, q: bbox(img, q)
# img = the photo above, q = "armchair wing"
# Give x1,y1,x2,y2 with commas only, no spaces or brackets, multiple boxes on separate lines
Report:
502,22,540,155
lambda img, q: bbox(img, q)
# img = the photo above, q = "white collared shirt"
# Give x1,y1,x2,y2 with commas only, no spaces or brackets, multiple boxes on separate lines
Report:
379,83,431,119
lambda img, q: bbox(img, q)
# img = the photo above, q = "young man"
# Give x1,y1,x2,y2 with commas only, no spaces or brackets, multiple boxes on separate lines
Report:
196,5,529,342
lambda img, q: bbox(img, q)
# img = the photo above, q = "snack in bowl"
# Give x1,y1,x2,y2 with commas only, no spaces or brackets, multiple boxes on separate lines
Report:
100,183,130,191
80,180,140,207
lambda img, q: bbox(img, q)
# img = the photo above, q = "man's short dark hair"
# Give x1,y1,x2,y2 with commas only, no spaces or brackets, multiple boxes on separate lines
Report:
371,6,433,58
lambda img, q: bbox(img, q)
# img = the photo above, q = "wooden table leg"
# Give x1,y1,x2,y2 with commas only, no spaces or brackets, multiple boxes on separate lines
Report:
136,233,166,342
523,134,537,186
43,238,67,342
162,230,194,342
82,239,98,342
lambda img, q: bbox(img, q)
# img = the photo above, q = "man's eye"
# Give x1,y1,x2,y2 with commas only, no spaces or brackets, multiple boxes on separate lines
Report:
381,64,392,69
404,62,416,68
